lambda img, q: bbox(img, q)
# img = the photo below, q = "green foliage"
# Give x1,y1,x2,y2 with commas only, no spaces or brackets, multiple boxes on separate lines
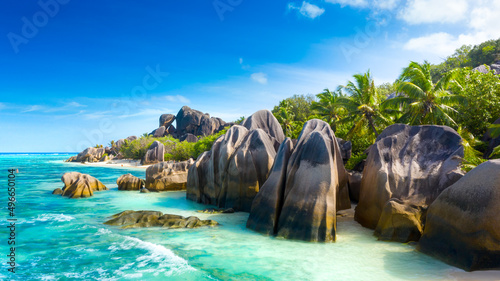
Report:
102,153,108,157
272,94,315,124
457,127,486,172
383,61,465,127
171,141,196,161
335,123,375,155
311,89,346,131
120,136,158,159
94,144,103,148
452,68,500,138
345,152,368,170
376,82,397,98
431,45,472,82
193,129,227,159
234,116,245,125
337,70,392,137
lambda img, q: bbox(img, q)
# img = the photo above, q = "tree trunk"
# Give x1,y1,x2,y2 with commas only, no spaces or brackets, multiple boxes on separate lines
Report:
367,115,379,137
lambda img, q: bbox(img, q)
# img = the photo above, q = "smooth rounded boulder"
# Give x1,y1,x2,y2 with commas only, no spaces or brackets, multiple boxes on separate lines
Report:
354,124,464,242
418,160,500,271
60,172,108,198
117,174,144,190
241,109,285,150
145,159,194,191
141,141,165,165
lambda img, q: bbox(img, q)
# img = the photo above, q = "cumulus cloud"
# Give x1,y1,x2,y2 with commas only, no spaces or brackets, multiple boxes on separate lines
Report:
251,72,268,84
156,95,191,104
398,0,468,24
324,0,368,8
288,1,325,19
325,0,400,10
403,0,500,56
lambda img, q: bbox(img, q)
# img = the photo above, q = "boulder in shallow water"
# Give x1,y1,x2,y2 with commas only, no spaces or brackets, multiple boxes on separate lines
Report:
247,119,350,242
418,160,500,271
60,172,108,198
347,171,362,202
104,210,219,229
117,174,144,190
52,188,63,195
145,159,194,191
354,124,464,242
374,198,425,243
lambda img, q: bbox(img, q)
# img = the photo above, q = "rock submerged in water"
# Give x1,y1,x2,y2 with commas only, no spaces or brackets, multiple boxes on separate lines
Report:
247,119,350,242
354,124,464,242
418,160,500,271
145,159,194,191
104,210,219,229
58,172,108,198
52,188,63,195
197,208,235,214
117,174,144,190
186,110,284,212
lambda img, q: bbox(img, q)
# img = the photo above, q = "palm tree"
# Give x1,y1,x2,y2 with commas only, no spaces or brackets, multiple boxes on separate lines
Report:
337,70,390,137
311,88,345,131
274,101,296,138
383,61,466,126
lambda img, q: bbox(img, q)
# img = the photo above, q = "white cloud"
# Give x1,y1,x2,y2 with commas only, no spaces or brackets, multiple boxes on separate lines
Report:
325,0,368,8
156,95,191,104
325,0,400,10
22,105,44,113
239,58,243,64
239,57,250,70
399,0,468,24
403,0,500,57
288,1,325,19
251,72,268,84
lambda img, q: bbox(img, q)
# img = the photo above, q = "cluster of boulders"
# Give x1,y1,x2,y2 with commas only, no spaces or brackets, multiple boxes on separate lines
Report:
150,106,230,141
145,159,194,191
247,119,350,242
53,172,108,198
186,110,285,212
65,135,137,163
104,210,218,229
473,62,500,75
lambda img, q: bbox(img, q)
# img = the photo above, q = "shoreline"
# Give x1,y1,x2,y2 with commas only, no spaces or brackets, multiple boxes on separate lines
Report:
64,159,151,169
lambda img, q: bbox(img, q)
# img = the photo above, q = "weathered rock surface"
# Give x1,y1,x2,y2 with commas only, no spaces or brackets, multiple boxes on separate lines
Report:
145,159,194,191
159,114,176,128
141,141,165,165
179,133,198,143
153,126,166,138
354,124,464,242
197,208,235,214
104,210,218,229
176,106,226,137
60,172,108,198
337,138,352,164
52,188,63,195
117,174,144,190
66,147,106,163
241,109,285,150
347,171,362,202
473,63,500,75
374,198,425,243
247,119,350,242
187,110,284,212
418,160,500,271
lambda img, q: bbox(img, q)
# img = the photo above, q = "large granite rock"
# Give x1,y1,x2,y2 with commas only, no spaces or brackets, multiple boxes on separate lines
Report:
347,171,362,202
59,172,108,198
104,210,218,229
66,147,105,163
179,133,198,143
176,106,226,137
117,174,144,190
187,110,284,212
354,124,464,242
145,159,194,191
141,141,165,165
115,136,137,150
337,138,352,164
241,109,285,150
374,198,425,243
159,114,176,128
418,160,500,271
152,126,167,138
247,119,350,242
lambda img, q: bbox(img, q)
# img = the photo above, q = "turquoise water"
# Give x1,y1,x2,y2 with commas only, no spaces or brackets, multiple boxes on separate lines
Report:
0,154,481,280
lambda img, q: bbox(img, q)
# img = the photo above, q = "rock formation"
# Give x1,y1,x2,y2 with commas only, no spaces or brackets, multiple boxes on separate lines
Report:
247,119,350,242
186,110,284,212
483,117,500,158
66,147,105,163
418,160,500,271
145,159,194,191
141,141,165,165
179,133,198,143
354,124,464,242
337,137,352,164
58,172,108,198
347,171,362,202
176,106,226,137
159,114,176,128
117,174,144,190
104,210,218,229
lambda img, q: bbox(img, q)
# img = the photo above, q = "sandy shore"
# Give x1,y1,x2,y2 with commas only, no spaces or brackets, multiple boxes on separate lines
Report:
67,159,151,169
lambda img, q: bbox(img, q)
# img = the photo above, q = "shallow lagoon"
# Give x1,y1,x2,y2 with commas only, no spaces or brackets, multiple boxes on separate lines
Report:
0,154,496,280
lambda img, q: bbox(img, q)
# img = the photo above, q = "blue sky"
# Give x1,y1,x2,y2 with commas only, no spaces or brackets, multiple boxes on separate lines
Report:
1,0,499,152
